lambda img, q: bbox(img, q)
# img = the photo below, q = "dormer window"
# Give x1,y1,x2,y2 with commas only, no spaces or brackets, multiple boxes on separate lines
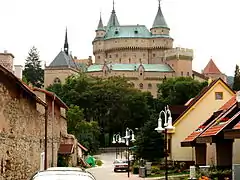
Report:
115,31,119,35
134,30,138,34
53,77,61,84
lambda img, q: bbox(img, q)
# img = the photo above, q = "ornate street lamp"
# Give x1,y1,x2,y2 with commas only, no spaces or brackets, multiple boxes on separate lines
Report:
123,127,135,178
112,133,122,159
155,105,175,180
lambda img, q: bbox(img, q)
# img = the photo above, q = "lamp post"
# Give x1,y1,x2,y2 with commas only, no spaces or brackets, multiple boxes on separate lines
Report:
155,105,175,180
112,133,122,159
123,127,135,178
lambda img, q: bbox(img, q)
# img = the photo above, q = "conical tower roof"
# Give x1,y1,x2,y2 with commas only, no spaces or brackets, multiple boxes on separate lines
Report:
152,1,169,29
203,58,222,74
97,13,105,31
107,0,120,28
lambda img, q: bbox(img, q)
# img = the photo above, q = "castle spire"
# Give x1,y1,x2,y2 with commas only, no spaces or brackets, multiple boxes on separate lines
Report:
97,12,105,31
107,0,120,28
64,27,69,55
152,0,168,29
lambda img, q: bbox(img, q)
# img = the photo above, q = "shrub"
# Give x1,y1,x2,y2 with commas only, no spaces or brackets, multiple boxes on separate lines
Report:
151,166,160,174
95,159,103,166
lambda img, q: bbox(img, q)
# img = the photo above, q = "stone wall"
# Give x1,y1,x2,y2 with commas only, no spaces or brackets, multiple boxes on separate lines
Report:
0,79,65,179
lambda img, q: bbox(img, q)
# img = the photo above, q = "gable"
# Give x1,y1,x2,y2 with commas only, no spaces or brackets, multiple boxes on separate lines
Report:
174,79,235,127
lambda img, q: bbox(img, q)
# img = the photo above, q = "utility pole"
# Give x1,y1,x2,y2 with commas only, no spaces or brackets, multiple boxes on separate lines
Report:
44,106,48,170
51,95,55,167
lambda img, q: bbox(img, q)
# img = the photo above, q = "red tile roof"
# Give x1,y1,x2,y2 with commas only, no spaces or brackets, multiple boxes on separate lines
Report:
0,65,46,107
219,95,236,111
32,88,68,109
192,70,209,80
182,96,236,143
58,144,74,154
233,122,240,130
200,109,240,137
174,78,234,125
203,59,222,74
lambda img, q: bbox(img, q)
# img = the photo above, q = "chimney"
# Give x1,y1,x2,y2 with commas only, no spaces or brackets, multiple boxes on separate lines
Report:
14,65,23,80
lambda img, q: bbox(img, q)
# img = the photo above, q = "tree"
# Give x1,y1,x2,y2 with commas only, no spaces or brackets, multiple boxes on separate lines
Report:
134,114,164,161
47,74,154,147
233,64,240,91
158,77,208,105
66,105,101,154
23,46,44,88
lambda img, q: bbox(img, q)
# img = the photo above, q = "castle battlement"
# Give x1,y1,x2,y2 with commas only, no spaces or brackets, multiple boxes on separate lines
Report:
165,47,194,58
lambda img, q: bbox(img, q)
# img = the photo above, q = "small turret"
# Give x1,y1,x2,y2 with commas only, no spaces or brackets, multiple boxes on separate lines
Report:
95,13,106,38
64,27,69,55
151,0,170,35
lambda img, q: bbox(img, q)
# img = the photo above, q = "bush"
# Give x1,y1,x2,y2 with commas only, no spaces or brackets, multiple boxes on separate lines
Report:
95,159,103,166
132,166,139,174
151,166,160,174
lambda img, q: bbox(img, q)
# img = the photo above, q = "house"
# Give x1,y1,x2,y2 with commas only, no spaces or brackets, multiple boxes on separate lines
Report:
181,93,240,168
0,64,48,179
168,78,235,163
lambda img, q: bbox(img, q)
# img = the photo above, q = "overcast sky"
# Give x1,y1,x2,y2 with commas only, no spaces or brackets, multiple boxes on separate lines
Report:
0,0,239,76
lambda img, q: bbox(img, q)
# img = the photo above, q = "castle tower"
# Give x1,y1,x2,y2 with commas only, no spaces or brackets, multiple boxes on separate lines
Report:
106,0,120,29
93,13,106,64
44,28,78,88
150,0,169,36
202,58,227,82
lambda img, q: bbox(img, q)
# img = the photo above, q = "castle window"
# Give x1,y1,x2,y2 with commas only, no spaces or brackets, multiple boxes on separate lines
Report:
123,53,126,57
140,72,143,76
116,54,118,58
119,58,121,63
115,41,117,43
101,33,103,35
53,77,61,84
139,58,142,63
143,53,145,56
98,42,101,45
129,58,131,63
109,55,112,58
98,56,100,59
153,40,155,42
148,83,152,89
134,30,138,34
187,72,190,76
139,83,143,89
125,40,127,42
153,54,156,57
136,40,138,42
115,31,119,35
181,71,183,76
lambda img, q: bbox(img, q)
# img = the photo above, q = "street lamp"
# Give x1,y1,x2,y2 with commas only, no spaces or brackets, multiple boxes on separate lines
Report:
155,105,175,180
112,133,122,159
123,127,135,178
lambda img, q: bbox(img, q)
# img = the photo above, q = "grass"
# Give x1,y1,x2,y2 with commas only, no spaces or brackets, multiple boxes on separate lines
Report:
148,170,189,178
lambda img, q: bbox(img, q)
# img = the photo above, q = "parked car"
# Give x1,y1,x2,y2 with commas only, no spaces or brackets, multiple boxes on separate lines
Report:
113,159,129,172
30,167,96,180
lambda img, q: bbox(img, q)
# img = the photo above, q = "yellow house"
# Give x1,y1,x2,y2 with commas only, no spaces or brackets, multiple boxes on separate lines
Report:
168,78,235,162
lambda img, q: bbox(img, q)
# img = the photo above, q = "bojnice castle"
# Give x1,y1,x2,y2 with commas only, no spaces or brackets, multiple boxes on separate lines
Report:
1,1,227,97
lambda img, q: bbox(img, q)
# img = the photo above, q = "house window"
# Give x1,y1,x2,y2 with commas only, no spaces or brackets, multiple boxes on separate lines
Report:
187,72,190,76
139,83,143,89
181,71,183,76
148,83,152,89
53,77,61,84
215,92,223,100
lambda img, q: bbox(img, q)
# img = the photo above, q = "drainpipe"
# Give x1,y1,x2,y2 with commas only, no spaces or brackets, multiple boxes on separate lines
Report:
51,94,55,167
44,105,48,170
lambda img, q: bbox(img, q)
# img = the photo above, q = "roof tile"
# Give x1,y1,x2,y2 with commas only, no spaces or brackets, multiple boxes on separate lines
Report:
203,59,222,74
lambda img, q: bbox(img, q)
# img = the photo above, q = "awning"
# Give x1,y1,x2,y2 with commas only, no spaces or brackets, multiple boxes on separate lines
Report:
58,144,74,155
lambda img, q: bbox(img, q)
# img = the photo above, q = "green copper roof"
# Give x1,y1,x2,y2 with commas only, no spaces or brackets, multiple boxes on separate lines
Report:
103,25,171,40
49,51,77,68
87,64,103,72
152,3,169,29
86,63,174,72
107,9,120,28
108,63,137,71
97,15,105,31
142,64,173,72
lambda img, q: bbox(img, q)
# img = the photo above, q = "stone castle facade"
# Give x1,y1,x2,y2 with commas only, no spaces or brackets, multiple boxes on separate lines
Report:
43,1,226,97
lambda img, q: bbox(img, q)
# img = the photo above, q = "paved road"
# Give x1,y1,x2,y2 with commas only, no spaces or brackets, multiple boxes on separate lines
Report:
87,152,145,180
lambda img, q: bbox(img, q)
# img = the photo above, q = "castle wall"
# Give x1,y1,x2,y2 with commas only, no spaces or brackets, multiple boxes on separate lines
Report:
44,68,78,88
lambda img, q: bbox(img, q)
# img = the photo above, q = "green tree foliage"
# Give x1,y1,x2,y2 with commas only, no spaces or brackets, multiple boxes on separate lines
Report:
66,105,101,154
158,77,208,105
47,74,152,142
233,64,240,91
23,46,44,88
134,114,164,161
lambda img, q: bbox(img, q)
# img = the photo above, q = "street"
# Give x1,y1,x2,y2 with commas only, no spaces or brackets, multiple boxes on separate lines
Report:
87,152,144,180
